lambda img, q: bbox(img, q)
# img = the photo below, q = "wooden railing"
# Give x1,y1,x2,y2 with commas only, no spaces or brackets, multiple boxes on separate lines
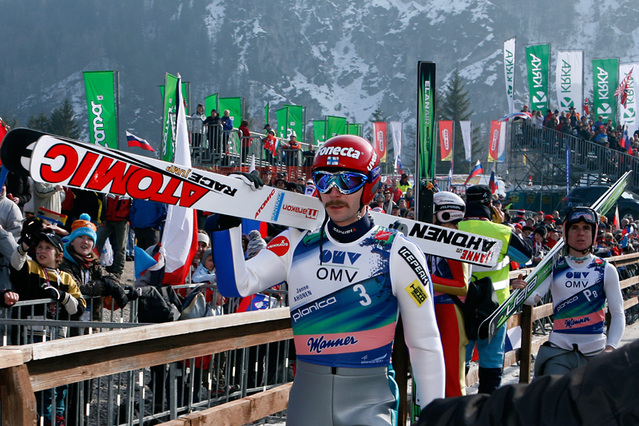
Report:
2,253,638,425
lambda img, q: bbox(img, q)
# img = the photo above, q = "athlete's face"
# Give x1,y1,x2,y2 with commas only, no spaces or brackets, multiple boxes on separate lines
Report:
566,221,593,255
319,186,364,227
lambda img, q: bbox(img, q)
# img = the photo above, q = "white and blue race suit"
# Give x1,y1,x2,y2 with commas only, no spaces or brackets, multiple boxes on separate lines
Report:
210,215,444,423
527,254,625,355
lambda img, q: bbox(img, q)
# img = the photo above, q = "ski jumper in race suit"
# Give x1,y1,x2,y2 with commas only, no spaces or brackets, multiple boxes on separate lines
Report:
429,255,469,397
525,253,625,376
210,213,445,426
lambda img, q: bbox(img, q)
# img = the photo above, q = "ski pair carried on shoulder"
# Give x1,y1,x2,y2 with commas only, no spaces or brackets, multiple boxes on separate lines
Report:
0,128,502,267
479,170,632,341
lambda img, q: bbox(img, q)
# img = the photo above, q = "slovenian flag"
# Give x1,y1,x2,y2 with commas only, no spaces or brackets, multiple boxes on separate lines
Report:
464,160,483,185
126,131,155,152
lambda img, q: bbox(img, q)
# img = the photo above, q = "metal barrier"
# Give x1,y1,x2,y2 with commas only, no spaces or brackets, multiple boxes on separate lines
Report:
512,120,639,188
4,252,638,425
0,285,292,425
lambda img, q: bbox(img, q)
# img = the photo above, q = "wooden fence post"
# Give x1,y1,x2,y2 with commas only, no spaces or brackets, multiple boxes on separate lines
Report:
0,364,38,425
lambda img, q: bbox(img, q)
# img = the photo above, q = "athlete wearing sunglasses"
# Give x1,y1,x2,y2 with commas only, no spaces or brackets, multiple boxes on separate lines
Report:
207,135,444,425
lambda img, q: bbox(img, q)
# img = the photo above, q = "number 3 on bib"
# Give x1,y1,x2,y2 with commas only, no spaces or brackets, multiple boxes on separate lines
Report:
353,284,372,306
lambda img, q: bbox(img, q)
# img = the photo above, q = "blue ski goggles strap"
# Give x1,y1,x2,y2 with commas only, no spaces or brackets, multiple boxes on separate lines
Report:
565,207,597,225
312,170,368,195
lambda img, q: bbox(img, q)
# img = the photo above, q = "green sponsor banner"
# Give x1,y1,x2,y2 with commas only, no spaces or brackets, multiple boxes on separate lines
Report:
161,73,178,162
347,123,362,136
525,44,550,112
219,97,242,128
265,103,270,127
313,120,325,145
593,58,619,127
326,116,347,138
276,108,289,139
181,82,190,115
219,97,241,154
417,62,435,181
284,104,304,141
83,70,118,149
205,93,218,116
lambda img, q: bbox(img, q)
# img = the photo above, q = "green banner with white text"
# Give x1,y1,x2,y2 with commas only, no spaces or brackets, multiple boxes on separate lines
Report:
417,62,435,181
83,70,119,149
161,73,178,162
593,58,619,127
525,44,550,112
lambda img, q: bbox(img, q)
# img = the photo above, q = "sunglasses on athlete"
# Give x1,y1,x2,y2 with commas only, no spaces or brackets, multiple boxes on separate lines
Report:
312,170,368,195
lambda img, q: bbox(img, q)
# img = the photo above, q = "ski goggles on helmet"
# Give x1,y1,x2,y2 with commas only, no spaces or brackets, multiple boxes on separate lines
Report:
565,207,597,225
312,170,368,195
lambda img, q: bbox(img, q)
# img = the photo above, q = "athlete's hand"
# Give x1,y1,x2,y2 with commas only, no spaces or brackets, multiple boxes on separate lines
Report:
230,171,264,191
205,214,242,233
510,274,527,290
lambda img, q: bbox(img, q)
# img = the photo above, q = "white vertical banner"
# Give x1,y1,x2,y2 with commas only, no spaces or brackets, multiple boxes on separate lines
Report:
556,50,584,115
160,74,198,285
459,120,472,162
389,121,402,169
620,63,638,132
504,38,516,114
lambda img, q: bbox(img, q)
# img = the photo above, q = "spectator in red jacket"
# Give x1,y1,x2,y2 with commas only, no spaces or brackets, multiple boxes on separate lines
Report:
238,120,251,164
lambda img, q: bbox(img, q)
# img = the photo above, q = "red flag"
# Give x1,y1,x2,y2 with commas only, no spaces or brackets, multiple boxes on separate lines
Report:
438,120,453,161
372,122,387,161
161,75,198,285
0,119,7,144
488,121,503,162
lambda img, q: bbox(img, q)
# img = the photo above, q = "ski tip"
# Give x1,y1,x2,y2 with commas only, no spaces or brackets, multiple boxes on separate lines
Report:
0,128,42,175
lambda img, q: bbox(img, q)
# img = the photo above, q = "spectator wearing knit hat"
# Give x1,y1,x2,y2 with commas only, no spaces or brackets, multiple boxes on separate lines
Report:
59,213,134,315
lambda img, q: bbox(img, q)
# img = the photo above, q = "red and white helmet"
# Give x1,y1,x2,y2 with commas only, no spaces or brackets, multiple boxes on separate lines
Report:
312,135,381,205
433,191,465,224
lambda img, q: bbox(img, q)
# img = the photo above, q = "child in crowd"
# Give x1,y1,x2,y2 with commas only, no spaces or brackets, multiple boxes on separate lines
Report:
10,220,86,426
192,248,224,315
59,214,132,318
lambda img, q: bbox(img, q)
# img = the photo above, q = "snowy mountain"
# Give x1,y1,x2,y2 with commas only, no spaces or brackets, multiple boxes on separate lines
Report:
2,0,639,171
